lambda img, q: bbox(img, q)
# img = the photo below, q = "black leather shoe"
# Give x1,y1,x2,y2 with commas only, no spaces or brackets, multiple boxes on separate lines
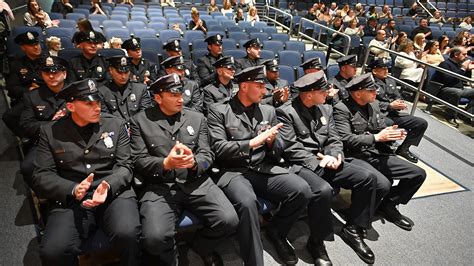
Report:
339,225,375,264
377,201,413,231
200,252,224,266
396,148,418,163
307,239,332,266
265,228,298,265
446,118,460,128
358,227,368,239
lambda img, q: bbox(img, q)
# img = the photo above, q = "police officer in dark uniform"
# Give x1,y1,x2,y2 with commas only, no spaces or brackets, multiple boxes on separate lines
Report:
122,37,158,85
277,72,390,265
329,55,358,103
370,58,428,163
162,38,200,85
3,31,44,137
98,55,153,121
162,55,203,113
289,57,325,99
70,31,108,82
202,55,238,115
129,74,238,266
235,38,264,72
32,79,141,266
333,73,426,232
261,59,289,107
197,34,224,87
20,56,69,188
207,66,311,266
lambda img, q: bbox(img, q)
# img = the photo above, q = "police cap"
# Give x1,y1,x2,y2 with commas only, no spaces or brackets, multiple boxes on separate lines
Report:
57,79,101,102
107,56,131,72
261,59,279,72
149,73,184,94
345,73,377,91
293,71,328,92
161,55,185,70
336,54,358,67
122,37,141,50
300,57,323,70
14,31,40,45
40,56,68,72
234,66,266,83
213,56,235,69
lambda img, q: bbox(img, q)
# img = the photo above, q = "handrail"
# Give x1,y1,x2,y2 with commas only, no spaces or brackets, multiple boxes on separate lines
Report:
416,0,434,18
12,4,27,12
362,45,473,119
297,18,349,56
425,0,439,13
263,5,293,35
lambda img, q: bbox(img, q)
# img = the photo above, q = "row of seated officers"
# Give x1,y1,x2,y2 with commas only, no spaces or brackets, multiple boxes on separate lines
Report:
8,31,428,266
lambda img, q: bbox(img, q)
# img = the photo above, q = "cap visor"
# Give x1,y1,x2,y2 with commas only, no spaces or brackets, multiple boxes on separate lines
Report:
42,66,65,72
78,94,102,102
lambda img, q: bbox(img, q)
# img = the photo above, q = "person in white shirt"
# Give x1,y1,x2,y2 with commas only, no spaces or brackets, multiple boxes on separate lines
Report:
459,17,473,31
246,6,259,23
344,19,364,37
395,40,424,85
369,30,395,65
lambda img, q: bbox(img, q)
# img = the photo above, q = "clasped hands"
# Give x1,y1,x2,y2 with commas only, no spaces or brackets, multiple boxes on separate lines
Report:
163,141,195,171
374,125,407,142
317,153,342,170
249,123,283,149
74,173,110,208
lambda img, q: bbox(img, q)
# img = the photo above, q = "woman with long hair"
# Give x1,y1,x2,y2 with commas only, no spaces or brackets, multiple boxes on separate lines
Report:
438,35,451,54
189,7,207,33
421,40,444,66
24,0,55,28
395,40,424,85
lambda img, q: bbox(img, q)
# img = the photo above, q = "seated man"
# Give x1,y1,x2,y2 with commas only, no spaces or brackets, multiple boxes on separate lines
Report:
329,55,358,103
277,71,388,265
162,38,200,86
333,73,426,232
202,56,239,115
122,37,158,85
130,74,238,265
207,66,311,265
431,47,474,127
235,38,263,72
20,56,69,187
70,31,108,82
161,55,203,113
197,34,224,87
261,59,289,107
370,58,428,162
32,79,141,266
98,56,152,121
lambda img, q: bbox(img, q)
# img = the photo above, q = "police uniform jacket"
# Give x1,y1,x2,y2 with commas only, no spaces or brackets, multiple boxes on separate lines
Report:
276,98,344,173
197,53,223,87
70,54,108,81
129,106,214,198
235,56,263,73
32,114,134,205
263,78,288,107
333,96,393,158
129,58,158,84
202,80,238,115
182,78,204,113
431,58,471,89
207,96,287,187
20,85,66,141
374,76,406,116
6,55,43,101
330,73,351,102
98,81,153,121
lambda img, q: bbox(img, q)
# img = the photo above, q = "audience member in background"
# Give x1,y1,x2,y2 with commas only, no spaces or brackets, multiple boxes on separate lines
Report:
24,0,56,28
222,0,233,15
343,9,358,23
328,2,338,17
0,0,14,76
207,0,219,13
340,4,350,18
305,7,317,21
123,37,159,85
366,6,378,20
379,5,393,20
369,30,394,66
246,6,259,23
318,7,331,24
234,8,245,23
51,0,74,17
160,0,175,7
0,0,14,22
384,19,398,41
45,36,61,56
189,7,207,33
90,0,106,15
459,16,473,31
395,40,424,86
363,17,378,37
394,31,408,51
344,19,364,37
410,18,432,40
429,11,444,27
119,0,134,6
329,17,345,52
451,30,470,49
406,3,419,19
354,3,365,17
108,37,124,50
438,35,451,54
72,19,106,47
431,47,474,126
421,40,444,66
413,33,426,52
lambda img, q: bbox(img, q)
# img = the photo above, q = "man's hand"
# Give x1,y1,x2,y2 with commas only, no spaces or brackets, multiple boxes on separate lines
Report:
52,108,68,121
29,82,40,91
82,180,109,208
327,85,339,98
389,99,407,110
74,173,94,201
163,141,195,171
317,153,342,170
273,87,289,103
249,123,283,148
374,125,406,142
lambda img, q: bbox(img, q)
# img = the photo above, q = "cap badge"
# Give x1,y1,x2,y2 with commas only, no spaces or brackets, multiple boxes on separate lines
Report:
173,73,180,84
216,34,222,41
179,57,184,64
273,59,278,65
174,40,179,46
89,31,95,39
46,57,54,66
185,69,190,76
27,32,34,40
88,80,97,93
187,126,195,136
121,57,127,66
132,38,138,46
230,56,234,63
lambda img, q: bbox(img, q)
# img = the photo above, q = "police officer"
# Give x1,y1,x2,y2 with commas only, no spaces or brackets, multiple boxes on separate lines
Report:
329,54,358,103
98,55,152,121
162,55,203,113
235,38,263,72
370,58,428,163
20,56,69,188
333,73,426,232
70,30,108,82
129,74,238,266
3,31,44,137
162,38,200,85
197,34,224,87
207,66,311,265
261,59,289,107
32,79,141,266
277,72,390,265
122,37,158,85
202,56,238,115
289,57,326,99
